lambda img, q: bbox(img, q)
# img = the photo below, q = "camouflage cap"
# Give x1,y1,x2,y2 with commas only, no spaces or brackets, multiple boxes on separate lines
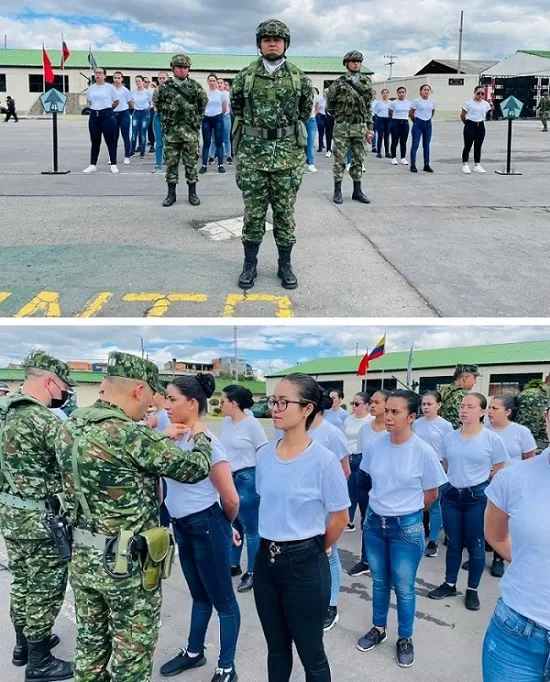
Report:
343,50,364,65
256,19,291,46
23,350,77,386
0,381,9,393
170,53,192,68
455,364,480,377
106,352,166,395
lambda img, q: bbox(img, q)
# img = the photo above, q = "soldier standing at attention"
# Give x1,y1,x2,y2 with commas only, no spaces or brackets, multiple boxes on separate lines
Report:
537,91,550,132
0,351,75,681
55,352,213,682
230,19,314,291
516,377,549,451
154,54,208,208
326,51,374,205
439,364,479,430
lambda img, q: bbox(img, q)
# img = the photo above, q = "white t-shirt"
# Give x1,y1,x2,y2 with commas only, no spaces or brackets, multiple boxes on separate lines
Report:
440,429,509,488
411,97,436,121
344,414,374,453
132,89,153,111
361,432,448,517
113,86,132,112
86,83,118,110
219,415,269,472
205,90,225,117
324,407,348,431
309,419,350,461
317,96,327,115
485,452,550,630
389,98,412,120
164,430,228,518
371,99,378,114
255,439,350,541
485,422,537,464
50,408,68,420
150,408,171,432
358,421,387,466
462,99,491,122
413,417,454,459
374,100,390,118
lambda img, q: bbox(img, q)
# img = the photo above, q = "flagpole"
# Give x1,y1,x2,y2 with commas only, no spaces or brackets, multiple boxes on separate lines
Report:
42,43,46,94
61,34,65,94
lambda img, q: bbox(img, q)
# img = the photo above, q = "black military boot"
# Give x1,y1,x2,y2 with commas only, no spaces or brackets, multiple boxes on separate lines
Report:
333,180,343,204
188,182,200,206
25,637,73,681
13,625,60,667
238,242,260,290
277,246,298,290
352,180,371,204
162,183,177,207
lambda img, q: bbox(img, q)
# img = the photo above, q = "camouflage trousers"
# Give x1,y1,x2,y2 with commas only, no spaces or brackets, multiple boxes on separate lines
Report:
5,536,68,640
164,130,199,186
235,164,303,247
333,132,366,182
540,114,549,130
70,550,161,682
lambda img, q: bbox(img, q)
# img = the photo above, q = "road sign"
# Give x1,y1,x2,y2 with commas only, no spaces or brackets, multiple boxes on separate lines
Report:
40,88,67,114
500,95,524,120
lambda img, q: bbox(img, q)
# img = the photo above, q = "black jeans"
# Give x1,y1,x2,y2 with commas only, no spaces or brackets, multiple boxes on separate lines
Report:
88,108,117,165
5,108,18,122
316,113,326,150
462,120,486,164
254,536,331,682
376,117,390,154
325,114,334,152
391,119,410,159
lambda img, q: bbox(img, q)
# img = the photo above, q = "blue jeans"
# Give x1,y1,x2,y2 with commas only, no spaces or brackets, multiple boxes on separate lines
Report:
428,485,443,542
131,109,151,155
209,113,232,159
153,112,164,168
114,109,131,158
411,118,432,167
231,467,261,574
365,509,424,639
483,599,550,682
306,117,317,165
202,114,224,166
357,470,371,563
174,503,241,669
442,481,489,589
328,544,342,607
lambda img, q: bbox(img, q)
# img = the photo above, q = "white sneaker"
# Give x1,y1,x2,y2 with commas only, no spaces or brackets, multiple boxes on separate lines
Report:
308,164,318,173
345,163,351,172
82,165,97,174
474,164,486,174
110,165,119,174
124,157,131,165
391,158,399,165
325,150,332,158
362,164,366,171
401,158,409,165
462,164,472,174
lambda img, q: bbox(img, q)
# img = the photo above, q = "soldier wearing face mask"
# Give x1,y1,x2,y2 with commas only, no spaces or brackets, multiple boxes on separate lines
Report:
0,350,76,681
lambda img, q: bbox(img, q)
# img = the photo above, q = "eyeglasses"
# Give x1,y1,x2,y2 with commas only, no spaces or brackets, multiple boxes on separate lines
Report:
267,397,310,411
351,401,365,407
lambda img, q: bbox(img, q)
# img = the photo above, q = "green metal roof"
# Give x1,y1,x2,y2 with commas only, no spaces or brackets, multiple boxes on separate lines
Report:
520,51,550,59
0,49,372,74
268,341,550,377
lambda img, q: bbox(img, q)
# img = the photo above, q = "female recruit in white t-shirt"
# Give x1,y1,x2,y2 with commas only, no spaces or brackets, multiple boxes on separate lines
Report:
485,395,537,463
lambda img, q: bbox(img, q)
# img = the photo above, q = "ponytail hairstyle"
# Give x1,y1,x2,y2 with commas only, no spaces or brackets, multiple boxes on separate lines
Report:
170,373,216,415
317,386,334,413
223,384,255,411
493,393,518,421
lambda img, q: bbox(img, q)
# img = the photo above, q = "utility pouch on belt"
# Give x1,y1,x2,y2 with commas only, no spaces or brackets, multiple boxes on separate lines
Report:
295,121,307,149
137,527,175,591
232,116,243,154
112,529,135,575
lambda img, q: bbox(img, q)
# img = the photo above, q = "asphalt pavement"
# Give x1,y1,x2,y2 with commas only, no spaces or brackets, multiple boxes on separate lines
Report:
0,117,548,317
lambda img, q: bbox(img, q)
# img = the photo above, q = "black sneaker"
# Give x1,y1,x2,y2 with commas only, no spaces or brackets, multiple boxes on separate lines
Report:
465,589,481,611
323,606,339,632
490,558,505,578
237,572,253,593
348,561,370,577
344,523,356,533
410,165,418,173
428,583,457,600
199,165,207,174
208,157,215,165
218,165,226,174
230,565,242,577
160,650,206,676
396,638,415,668
357,626,387,652
376,153,382,158
139,152,145,159
385,153,392,158
211,667,237,682
425,540,439,558
423,165,434,173
227,157,233,164
462,560,469,571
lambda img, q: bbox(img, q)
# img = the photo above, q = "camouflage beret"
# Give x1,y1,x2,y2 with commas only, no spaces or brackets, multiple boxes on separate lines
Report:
24,350,76,386
106,352,166,395
455,364,480,377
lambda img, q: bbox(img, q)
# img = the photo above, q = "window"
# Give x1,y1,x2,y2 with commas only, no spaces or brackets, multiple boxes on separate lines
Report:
418,376,453,393
317,380,344,394
488,373,542,396
362,379,397,393
0,74,6,92
29,75,69,93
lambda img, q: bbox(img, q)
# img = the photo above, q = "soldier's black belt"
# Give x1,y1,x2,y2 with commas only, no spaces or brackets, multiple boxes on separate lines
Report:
243,125,295,141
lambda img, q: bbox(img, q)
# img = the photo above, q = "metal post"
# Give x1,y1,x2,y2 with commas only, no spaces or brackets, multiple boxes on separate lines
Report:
506,118,513,174
52,107,59,172
457,11,464,75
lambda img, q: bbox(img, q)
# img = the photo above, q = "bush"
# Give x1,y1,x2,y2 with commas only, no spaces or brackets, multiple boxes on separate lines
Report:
341,404,347,411
209,398,220,406
213,407,222,415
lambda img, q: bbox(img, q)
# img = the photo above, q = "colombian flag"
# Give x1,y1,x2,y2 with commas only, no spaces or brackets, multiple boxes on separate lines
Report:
357,334,386,376
61,40,70,67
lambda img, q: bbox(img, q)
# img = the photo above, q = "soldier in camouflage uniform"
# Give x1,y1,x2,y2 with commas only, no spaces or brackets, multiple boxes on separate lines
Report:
537,91,550,132
230,19,314,290
516,380,549,451
440,364,480,429
0,350,75,681
326,51,374,205
55,352,212,682
154,54,208,208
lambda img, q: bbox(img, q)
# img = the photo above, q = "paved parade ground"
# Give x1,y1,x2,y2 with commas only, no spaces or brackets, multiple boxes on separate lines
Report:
0,117,548,318
0,417,498,682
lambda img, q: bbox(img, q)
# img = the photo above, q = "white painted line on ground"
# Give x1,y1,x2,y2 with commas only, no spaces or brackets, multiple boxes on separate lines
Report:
199,216,273,241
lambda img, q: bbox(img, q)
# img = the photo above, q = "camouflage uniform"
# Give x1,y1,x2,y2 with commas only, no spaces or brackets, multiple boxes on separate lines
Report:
439,364,480,430
55,352,212,682
153,54,208,207
537,94,550,131
0,351,75,677
327,51,374,204
231,19,314,291
516,385,549,451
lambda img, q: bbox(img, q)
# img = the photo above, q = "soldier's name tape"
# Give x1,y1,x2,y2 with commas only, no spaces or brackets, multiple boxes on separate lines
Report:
0,291,294,318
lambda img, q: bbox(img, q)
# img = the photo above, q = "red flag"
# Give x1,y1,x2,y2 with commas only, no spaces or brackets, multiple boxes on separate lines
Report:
357,351,369,377
61,41,70,67
42,46,55,84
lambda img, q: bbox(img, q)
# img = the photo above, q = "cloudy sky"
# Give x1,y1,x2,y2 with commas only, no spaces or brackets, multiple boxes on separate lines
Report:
2,2,549,79
1,324,549,377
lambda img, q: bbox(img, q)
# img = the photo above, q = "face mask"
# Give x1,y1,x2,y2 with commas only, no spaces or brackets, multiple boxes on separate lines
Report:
49,388,70,410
